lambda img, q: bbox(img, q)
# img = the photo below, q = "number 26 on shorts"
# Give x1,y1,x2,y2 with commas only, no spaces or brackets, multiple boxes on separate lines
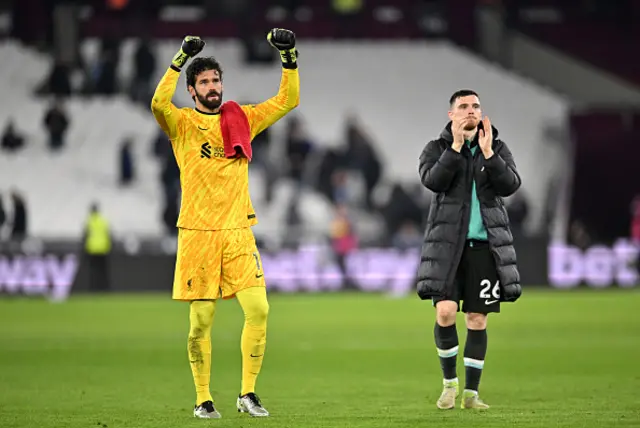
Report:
479,279,500,300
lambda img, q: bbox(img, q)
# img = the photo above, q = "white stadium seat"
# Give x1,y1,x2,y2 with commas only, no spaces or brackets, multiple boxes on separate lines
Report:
0,39,569,239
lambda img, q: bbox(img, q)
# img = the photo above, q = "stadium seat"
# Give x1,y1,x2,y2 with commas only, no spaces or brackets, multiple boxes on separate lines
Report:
0,38,569,239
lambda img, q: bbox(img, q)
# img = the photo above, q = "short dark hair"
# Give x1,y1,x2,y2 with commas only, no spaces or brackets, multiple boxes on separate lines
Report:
449,89,479,107
185,57,223,88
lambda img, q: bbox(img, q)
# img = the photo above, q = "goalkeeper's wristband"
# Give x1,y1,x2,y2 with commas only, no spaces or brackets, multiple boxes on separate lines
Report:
172,49,189,69
278,48,298,69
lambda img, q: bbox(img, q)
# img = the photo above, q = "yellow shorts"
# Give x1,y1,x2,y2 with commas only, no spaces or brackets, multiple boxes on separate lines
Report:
172,227,266,301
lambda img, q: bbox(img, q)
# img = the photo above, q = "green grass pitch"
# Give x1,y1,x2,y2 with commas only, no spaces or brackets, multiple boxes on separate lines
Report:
1,288,639,427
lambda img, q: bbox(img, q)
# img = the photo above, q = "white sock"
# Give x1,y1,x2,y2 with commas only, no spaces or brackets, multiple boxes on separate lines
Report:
443,377,458,386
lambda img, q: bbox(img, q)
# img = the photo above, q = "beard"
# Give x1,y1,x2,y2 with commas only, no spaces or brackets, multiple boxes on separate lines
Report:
463,117,479,130
196,89,223,110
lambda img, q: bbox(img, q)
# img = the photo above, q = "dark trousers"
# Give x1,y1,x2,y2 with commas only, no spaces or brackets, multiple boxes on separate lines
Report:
87,254,110,292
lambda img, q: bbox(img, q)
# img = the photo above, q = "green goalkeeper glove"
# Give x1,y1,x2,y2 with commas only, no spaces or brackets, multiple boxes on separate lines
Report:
267,28,298,69
172,36,205,69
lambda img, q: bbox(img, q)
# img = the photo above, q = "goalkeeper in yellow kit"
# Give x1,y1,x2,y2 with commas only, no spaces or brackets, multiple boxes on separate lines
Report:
150,29,299,419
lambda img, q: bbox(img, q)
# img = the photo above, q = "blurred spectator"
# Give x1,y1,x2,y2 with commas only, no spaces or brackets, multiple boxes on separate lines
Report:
119,137,135,186
568,219,591,250
343,115,382,209
43,99,69,151
507,191,529,240
89,36,122,96
284,116,315,225
406,182,432,228
152,128,171,159
316,148,347,202
153,130,180,235
379,183,423,240
330,204,358,287
10,190,28,241
254,126,276,205
83,203,112,292
242,29,277,65
631,195,640,243
1,120,25,152
94,49,119,95
162,194,180,236
391,220,423,250
331,169,350,205
36,59,72,97
0,192,5,238
129,37,156,106
286,116,314,185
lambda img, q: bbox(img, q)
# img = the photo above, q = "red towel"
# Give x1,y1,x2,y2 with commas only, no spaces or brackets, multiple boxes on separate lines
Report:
220,101,252,161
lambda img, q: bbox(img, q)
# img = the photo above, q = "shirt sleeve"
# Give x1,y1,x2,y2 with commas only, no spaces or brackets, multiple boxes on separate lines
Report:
151,66,184,142
242,68,300,140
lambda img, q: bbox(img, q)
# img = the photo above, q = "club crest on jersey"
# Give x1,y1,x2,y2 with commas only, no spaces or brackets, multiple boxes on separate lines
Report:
200,142,212,158
200,142,225,159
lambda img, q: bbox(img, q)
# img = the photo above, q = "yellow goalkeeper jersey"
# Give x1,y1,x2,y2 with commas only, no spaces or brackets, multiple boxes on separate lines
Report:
151,66,300,231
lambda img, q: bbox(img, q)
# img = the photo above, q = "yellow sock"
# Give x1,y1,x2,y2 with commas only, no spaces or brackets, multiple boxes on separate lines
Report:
188,300,216,405
236,287,269,396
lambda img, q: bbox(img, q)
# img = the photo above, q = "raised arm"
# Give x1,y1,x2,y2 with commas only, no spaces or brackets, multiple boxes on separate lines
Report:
151,67,183,141
150,36,206,141
244,69,300,139
243,28,300,139
419,140,462,193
